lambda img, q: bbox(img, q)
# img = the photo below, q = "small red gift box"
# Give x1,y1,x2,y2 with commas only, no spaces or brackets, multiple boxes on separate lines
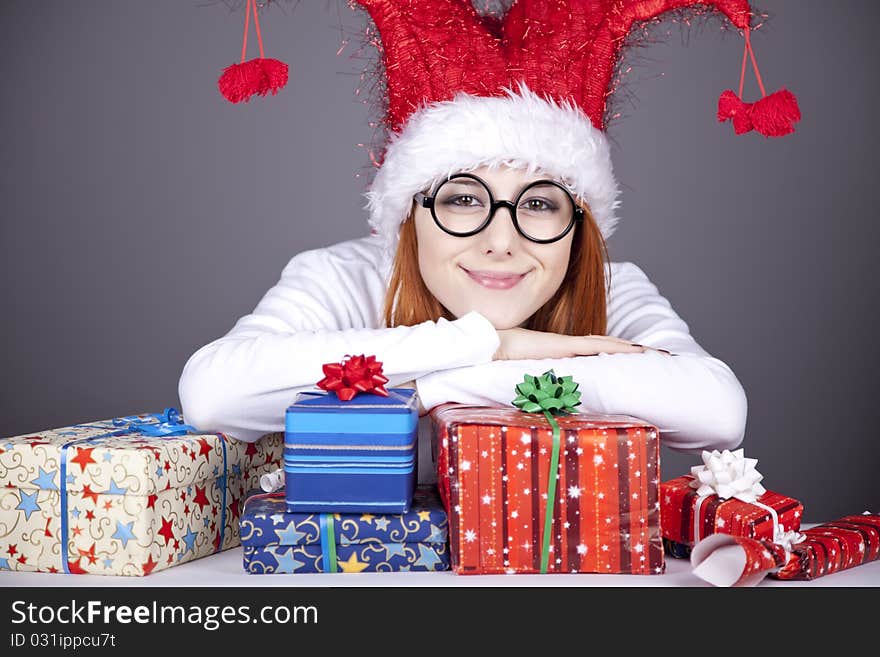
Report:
661,474,803,547
431,403,664,575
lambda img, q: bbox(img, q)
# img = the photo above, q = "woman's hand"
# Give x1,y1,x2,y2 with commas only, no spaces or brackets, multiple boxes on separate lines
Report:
493,327,670,361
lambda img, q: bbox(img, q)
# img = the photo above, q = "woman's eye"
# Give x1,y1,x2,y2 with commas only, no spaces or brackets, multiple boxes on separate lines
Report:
521,198,556,211
447,195,479,206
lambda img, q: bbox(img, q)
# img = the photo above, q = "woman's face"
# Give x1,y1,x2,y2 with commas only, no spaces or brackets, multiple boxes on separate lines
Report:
414,165,576,329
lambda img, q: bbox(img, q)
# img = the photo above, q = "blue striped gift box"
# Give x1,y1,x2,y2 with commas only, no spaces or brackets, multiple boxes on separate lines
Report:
284,388,418,513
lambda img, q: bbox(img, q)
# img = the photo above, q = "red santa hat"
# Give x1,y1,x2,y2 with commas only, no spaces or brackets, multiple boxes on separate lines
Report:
346,0,798,257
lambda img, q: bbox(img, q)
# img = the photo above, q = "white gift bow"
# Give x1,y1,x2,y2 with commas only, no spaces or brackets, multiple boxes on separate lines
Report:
689,448,803,548
689,448,765,503
260,468,285,493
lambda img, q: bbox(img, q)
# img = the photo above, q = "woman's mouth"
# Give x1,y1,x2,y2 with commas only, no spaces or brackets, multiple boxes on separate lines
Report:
461,266,529,290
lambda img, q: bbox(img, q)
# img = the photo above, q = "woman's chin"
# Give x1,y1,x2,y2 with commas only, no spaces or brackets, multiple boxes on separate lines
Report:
478,311,530,331
447,301,531,329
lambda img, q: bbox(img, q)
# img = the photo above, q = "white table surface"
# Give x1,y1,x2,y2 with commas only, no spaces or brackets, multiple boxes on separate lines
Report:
3,525,878,587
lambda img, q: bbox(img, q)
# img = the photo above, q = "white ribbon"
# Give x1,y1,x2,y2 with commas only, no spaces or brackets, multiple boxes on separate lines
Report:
260,468,285,493
773,527,806,554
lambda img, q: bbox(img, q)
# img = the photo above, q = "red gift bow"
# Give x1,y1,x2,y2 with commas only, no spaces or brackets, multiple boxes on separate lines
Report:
316,354,390,401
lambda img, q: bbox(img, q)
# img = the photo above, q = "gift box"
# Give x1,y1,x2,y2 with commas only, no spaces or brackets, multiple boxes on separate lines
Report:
284,388,418,513
774,513,880,581
432,403,664,575
660,473,803,549
690,513,880,586
241,485,449,573
0,410,282,576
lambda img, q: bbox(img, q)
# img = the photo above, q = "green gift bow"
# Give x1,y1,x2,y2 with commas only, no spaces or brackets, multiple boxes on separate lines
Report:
512,370,582,574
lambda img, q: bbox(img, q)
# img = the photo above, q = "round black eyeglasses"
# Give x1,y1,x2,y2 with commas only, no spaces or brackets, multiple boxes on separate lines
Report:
413,172,584,244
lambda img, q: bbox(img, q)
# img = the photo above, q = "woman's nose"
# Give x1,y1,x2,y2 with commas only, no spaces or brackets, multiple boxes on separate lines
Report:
478,204,519,254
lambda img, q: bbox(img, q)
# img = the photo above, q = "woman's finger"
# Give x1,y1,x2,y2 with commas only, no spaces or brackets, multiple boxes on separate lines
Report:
581,334,672,355
578,336,645,355
586,334,641,346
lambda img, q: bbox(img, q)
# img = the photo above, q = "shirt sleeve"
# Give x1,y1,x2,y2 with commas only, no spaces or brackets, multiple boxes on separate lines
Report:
178,237,500,443
415,262,747,454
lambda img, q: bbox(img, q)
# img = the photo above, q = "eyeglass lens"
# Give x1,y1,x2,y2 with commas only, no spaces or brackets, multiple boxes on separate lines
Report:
432,177,575,241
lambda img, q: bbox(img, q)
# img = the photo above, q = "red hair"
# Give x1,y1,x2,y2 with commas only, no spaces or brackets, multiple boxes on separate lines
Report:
383,199,609,336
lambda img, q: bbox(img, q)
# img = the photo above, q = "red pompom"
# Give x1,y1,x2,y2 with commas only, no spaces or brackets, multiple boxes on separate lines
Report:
218,58,288,104
717,89,754,135
259,58,289,95
718,88,801,138
218,59,267,104
749,88,801,138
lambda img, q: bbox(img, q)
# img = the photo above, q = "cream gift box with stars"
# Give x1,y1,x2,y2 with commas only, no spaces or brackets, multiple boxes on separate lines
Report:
0,413,282,576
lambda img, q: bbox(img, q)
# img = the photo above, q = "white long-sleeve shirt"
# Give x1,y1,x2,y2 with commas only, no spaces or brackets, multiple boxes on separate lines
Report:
178,233,747,457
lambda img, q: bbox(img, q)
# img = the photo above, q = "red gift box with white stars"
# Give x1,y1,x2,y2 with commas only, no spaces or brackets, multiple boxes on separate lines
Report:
660,475,803,549
431,404,664,575
0,414,282,576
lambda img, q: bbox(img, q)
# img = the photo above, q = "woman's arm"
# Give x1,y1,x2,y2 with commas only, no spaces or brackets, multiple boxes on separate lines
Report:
414,262,747,454
178,236,500,442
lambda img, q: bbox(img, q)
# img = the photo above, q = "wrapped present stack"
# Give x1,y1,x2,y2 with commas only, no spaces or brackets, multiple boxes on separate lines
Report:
430,370,665,575
239,354,450,574
0,409,282,576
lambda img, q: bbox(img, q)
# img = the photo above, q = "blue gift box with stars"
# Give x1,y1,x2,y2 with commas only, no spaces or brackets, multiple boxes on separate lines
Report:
241,485,449,573
284,389,419,514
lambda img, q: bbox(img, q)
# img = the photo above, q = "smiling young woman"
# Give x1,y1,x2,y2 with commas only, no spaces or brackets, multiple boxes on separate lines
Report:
179,0,761,462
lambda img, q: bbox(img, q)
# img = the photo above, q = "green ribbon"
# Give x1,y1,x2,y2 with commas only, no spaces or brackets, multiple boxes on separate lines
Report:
512,370,582,573
319,514,338,573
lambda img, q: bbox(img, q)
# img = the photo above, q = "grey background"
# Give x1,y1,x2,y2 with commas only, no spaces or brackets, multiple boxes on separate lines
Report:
1,1,877,522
